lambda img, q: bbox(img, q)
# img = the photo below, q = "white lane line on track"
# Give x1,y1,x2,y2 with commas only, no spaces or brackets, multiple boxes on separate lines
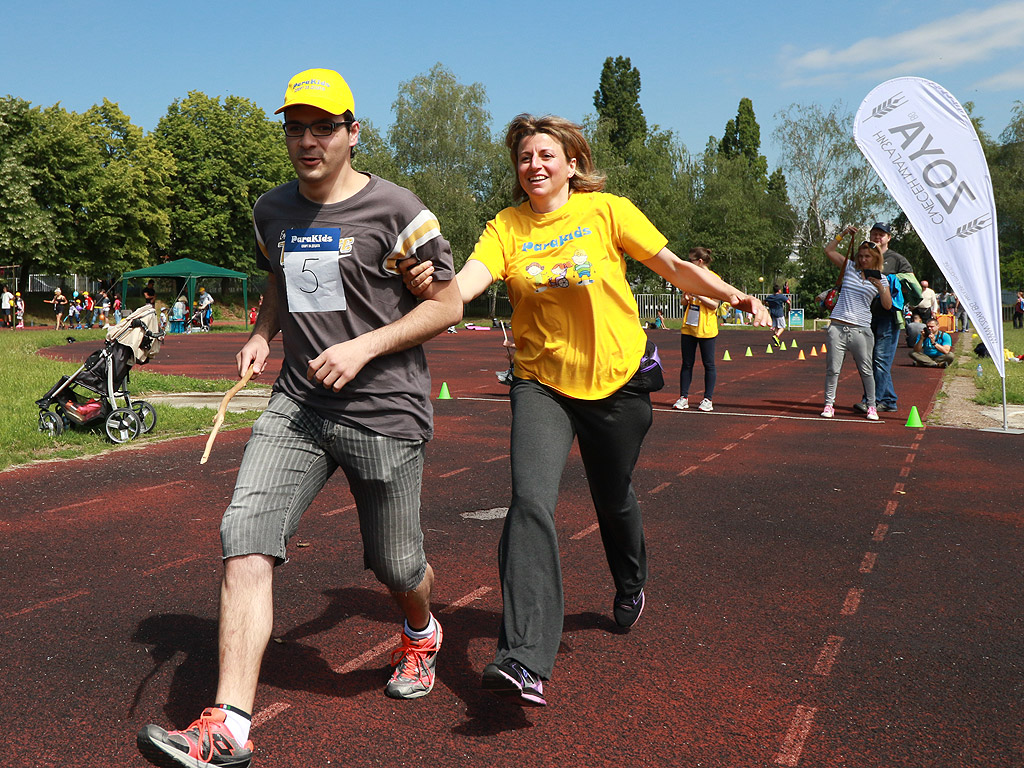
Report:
812,635,844,676
884,500,899,516
649,482,671,494
483,454,509,463
859,552,878,574
701,453,721,462
143,554,204,577
47,499,96,513
571,522,600,540
840,588,864,616
654,408,886,423
3,588,90,620
905,453,916,464
333,586,493,674
872,524,889,542
899,466,911,477
323,503,356,517
252,702,291,728
774,705,817,766
893,482,905,494
440,467,470,478
677,466,699,476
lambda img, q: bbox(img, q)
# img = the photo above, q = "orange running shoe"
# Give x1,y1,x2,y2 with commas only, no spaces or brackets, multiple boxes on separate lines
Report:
137,707,253,768
385,618,442,699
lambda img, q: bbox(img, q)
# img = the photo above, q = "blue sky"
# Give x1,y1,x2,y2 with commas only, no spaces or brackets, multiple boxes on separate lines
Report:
4,0,1023,170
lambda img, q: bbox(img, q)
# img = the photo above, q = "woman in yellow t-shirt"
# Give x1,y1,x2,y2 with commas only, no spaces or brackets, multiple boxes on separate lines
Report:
402,114,769,706
674,247,721,412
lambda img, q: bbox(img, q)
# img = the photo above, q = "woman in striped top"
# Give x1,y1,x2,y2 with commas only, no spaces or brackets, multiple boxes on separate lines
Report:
822,227,892,420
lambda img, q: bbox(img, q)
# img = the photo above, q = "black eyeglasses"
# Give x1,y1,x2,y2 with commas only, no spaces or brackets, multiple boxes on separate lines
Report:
282,120,353,138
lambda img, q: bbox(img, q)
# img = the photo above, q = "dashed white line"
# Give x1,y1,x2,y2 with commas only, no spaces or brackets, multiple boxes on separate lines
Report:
840,588,863,616
571,522,600,540
859,552,878,574
872,524,889,543
3,588,90,620
812,635,844,676
252,702,291,728
774,705,818,766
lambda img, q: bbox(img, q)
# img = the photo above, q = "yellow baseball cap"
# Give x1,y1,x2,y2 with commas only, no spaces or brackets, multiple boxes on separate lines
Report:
276,68,355,116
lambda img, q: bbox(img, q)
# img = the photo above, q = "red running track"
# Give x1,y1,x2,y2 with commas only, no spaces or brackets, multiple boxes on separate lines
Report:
5,328,1022,767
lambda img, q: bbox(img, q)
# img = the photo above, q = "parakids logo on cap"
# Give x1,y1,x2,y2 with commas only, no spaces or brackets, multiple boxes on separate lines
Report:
291,78,331,93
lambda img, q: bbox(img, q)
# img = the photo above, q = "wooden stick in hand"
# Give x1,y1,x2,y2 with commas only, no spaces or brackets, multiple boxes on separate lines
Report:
200,364,255,465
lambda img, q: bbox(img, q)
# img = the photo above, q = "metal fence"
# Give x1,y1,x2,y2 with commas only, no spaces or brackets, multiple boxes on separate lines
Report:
27,274,103,295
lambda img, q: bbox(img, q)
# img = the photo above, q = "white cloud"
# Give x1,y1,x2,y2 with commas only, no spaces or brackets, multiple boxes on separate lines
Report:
783,1,1024,86
974,66,1024,89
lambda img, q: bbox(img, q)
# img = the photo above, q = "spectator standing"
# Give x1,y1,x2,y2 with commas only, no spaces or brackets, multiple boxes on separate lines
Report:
197,287,214,330
1014,291,1024,330
143,280,156,307
136,67,462,768
44,288,68,329
764,285,791,347
14,292,25,328
954,293,970,332
112,295,122,324
910,318,954,367
916,280,938,321
1,285,12,327
673,247,720,412
82,291,95,328
822,228,892,420
855,221,915,414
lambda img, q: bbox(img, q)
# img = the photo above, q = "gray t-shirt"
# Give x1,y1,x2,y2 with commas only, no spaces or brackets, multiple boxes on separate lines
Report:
253,174,455,441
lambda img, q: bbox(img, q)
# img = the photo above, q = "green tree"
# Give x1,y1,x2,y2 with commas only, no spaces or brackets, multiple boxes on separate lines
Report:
387,63,504,265
993,100,1024,285
154,92,291,274
78,100,174,276
718,98,768,182
0,97,53,276
772,101,889,310
593,56,647,158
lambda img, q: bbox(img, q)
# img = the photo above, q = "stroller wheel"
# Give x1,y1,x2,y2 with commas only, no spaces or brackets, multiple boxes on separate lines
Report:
38,411,64,437
131,401,158,434
105,407,142,443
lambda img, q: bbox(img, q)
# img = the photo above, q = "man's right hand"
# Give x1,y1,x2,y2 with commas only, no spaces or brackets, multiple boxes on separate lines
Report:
236,335,271,379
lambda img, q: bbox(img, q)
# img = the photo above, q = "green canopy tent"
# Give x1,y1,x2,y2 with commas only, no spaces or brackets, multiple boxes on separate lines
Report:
121,258,250,328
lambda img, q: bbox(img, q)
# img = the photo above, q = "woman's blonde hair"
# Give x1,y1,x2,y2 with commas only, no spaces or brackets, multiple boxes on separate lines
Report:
505,114,606,203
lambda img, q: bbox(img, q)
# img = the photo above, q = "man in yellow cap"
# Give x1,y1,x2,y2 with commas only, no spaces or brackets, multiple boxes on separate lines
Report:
138,69,462,768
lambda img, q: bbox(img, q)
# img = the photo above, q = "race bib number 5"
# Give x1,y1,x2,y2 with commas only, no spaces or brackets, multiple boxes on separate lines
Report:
282,228,347,313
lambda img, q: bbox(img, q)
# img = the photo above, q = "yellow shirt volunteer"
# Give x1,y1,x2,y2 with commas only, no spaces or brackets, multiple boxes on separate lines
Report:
469,192,668,399
680,269,721,339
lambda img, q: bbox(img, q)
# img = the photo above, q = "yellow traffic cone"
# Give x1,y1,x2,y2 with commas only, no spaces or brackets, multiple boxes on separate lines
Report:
790,339,799,348
722,350,731,361
766,344,774,354
821,344,827,353
745,347,753,357
905,406,923,428
810,347,818,357
438,382,452,400
780,340,787,350
798,350,806,360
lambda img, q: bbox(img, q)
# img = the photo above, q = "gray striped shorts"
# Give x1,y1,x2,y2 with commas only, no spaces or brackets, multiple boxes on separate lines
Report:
220,393,428,592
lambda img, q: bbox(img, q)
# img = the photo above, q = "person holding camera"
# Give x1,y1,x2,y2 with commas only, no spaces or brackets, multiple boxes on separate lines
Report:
909,318,953,367
821,228,892,420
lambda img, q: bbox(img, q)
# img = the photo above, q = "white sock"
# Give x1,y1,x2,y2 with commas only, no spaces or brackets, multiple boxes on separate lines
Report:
217,707,251,745
404,614,436,641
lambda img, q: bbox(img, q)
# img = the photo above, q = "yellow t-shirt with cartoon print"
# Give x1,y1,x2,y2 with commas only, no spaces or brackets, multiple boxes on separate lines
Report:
680,269,721,339
468,192,668,399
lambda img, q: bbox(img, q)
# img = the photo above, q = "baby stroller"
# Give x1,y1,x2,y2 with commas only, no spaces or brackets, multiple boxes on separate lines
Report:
36,305,165,443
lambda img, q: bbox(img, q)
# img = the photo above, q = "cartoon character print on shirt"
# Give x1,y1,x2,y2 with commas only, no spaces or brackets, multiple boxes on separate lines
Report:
525,262,548,292
521,251,596,293
571,249,594,285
